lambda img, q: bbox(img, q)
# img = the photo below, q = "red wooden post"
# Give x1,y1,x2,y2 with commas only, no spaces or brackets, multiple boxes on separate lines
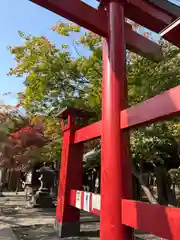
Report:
101,1,133,240
55,107,91,237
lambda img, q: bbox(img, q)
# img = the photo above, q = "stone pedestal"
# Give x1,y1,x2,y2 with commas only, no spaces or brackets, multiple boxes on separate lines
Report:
30,188,55,208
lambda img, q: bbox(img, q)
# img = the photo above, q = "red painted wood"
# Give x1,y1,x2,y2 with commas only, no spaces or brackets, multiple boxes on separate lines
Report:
125,0,180,48
121,85,180,128
74,121,101,143
122,199,180,240
100,2,132,239
92,208,100,215
69,190,76,207
30,1,180,239
30,0,106,36
160,17,180,48
69,190,100,215
89,192,93,213
69,190,180,239
69,189,76,207
125,0,172,32
32,0,178,36
124,23,162,62
81,191,84,210
74,85,180,143
56,118,84,226
146,0,180,19
30,1,162,60
97,0,175,32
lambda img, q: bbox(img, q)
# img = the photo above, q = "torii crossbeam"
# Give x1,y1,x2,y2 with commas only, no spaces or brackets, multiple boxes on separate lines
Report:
29,0,180,239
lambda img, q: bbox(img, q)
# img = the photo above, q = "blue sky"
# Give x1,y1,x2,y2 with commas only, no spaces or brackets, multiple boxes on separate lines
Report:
0,0,62,105
0,0,91,106
0,0,179,106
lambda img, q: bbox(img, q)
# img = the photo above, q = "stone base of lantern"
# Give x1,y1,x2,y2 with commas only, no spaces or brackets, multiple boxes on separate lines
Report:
30,188,55,208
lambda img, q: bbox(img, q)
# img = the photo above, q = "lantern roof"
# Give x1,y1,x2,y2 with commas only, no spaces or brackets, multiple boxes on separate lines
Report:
56,107,94,119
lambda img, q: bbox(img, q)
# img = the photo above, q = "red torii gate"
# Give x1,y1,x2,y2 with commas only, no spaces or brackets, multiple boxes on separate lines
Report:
30,0,180,239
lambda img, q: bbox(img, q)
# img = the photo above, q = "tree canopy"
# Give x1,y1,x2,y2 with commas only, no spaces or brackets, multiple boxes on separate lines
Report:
6,20,180,205
0,107,48,171
7,21,180,165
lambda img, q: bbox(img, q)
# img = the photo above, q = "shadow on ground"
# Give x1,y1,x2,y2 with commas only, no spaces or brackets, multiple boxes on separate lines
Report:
13,224,100,240
1,194,163,239
0,195,100,239
13,225,58,240
0,195,56,227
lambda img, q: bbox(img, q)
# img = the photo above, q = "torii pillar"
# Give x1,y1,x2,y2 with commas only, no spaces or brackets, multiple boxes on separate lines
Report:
101,1,132,239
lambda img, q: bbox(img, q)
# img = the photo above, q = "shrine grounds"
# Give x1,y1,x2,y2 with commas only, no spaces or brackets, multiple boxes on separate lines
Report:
0,192,165,240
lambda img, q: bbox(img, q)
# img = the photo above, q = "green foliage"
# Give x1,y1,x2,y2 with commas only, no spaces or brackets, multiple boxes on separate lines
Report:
51,21,80,36
8,33,84,112
128,41,180,166
127,41,180,105
7,22,103,162
7,21,180,173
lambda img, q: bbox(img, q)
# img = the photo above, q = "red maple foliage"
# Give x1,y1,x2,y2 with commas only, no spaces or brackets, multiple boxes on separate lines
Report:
0,124,48,170
10,124,47,148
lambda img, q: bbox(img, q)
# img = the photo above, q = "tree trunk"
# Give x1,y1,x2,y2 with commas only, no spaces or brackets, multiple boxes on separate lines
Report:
154,166,167,205
132,175,140,200
155,166,177,207
132,165,158,204
166,172,177,206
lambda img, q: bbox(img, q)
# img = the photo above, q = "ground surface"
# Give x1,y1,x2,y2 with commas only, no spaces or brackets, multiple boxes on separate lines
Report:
0,192,165,240
0,193,99,240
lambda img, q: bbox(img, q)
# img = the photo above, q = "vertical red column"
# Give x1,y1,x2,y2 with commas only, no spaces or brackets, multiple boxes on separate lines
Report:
55,108,89,237
101,1,133,240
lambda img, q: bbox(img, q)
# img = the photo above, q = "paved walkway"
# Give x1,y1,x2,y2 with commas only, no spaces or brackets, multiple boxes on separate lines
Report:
0,192,165,240
0,193,99,240
0,194,18,240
